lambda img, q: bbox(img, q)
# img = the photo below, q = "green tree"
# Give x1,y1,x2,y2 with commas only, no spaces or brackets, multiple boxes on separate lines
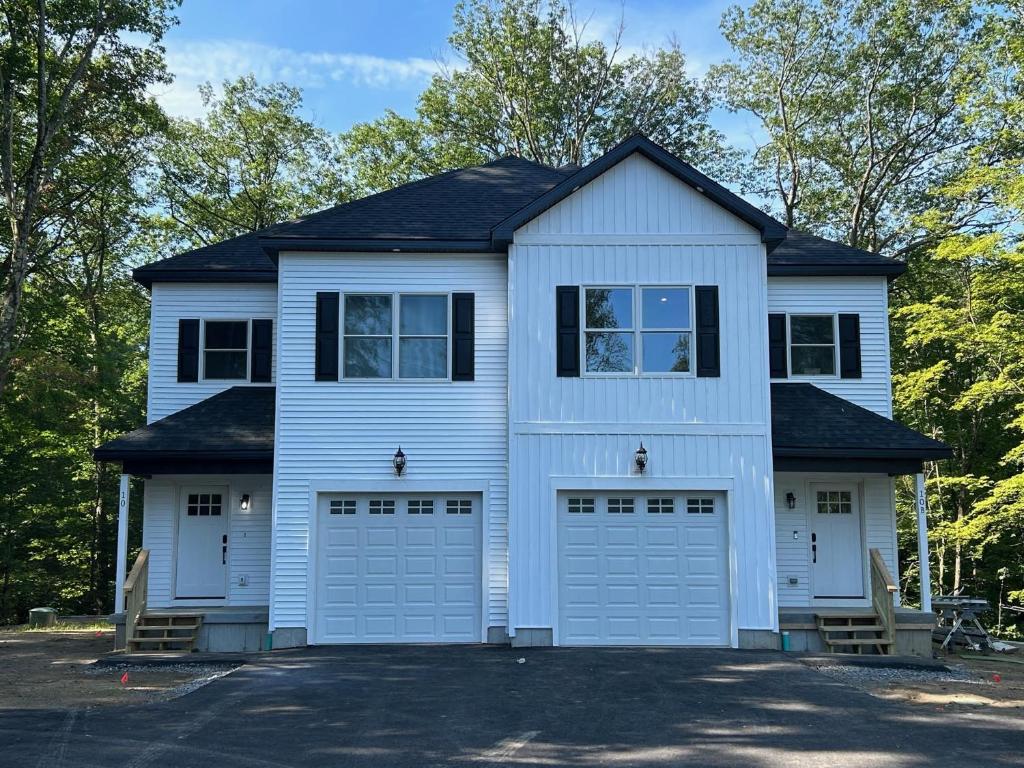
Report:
0,0,176,401
341,0,732,195
150,75,348,252
712,0,982,253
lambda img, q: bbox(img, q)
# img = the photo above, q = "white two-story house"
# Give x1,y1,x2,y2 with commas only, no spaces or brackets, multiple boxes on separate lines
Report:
98,136,948,654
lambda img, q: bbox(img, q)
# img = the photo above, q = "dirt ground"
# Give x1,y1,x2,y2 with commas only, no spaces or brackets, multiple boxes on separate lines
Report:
861,655,1024,713
0,630,214,709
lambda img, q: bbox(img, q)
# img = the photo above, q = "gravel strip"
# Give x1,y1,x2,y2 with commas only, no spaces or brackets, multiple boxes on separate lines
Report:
83,662,238,677
812,663,984,685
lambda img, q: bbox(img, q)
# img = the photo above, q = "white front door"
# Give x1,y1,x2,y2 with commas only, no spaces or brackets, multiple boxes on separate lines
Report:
810,485,864,598
557,492,730,646
175,487,229,599
314,493,482,644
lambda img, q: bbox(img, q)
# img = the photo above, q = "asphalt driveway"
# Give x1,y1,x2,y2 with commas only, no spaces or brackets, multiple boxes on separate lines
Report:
0,646,1019,767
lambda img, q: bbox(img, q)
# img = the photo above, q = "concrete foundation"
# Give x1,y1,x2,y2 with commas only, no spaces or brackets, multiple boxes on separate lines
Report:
487,625,510,644
271,626,308,649
511,628,553,647
109,608,269,652
738,629,780,650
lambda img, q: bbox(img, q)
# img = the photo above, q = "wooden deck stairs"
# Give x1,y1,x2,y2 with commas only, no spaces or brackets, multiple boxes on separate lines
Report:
127,612,203,653
816,613,893,655
814,549,900,655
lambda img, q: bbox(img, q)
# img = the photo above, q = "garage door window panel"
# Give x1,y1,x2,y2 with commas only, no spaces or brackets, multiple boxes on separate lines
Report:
446,499,473,515
647,498,675,514
567,497,596,514
407,499,434,515
369,499,396,515
607,497,635,514
330,499,357,515
686,498,715,515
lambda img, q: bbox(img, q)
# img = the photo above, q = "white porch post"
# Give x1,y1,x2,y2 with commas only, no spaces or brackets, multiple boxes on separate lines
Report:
915,472,932,613
115,474,130,612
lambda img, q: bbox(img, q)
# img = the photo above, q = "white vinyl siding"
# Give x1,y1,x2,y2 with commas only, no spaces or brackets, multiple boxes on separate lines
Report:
508,152,778,639
147,283,278,422
142,475,272,607
773,472,899,608
272,252,508,633
768,276,892,416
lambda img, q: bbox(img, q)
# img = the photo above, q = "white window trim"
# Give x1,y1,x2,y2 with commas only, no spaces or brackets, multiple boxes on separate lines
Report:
200,318,251,383
786,313,839,379
341,292,452,382
580,284,695,378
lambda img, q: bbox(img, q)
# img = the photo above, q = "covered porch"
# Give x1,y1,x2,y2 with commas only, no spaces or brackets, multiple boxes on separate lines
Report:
770,384,952,655
94,387,275,652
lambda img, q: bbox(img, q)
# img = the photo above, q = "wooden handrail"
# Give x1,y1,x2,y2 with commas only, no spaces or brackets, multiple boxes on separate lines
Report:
869,548,898,648
124,549,149,649
123,549,149,594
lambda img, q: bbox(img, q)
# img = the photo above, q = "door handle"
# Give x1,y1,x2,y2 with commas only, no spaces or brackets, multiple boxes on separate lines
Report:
222,534,228,565
812,544,817,564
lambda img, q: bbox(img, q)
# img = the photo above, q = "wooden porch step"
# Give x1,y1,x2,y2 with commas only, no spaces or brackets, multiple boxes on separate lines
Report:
134,623,201,631
824,638,894,647
818,624,886,633
127,611,203,654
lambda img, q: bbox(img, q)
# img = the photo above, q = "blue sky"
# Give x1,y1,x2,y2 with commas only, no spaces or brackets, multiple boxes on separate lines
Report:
156,0,761,153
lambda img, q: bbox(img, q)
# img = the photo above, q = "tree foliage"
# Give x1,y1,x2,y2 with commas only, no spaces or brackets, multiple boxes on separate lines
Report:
341,0,733,195
149,75,348,252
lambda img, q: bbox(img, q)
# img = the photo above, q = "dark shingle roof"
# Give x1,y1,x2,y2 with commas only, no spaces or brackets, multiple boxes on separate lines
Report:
94,386,275,461
265,156,572,245
132,137,906,287
771,383,950,460
95,383,949,470
767,231,905,277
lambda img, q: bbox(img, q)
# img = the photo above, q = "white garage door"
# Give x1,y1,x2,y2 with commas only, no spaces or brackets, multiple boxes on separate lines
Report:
314,493,482,643
558,492,729,646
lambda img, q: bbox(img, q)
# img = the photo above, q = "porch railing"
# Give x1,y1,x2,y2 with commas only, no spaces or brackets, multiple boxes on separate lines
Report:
123,549,149,646
869,548,898,646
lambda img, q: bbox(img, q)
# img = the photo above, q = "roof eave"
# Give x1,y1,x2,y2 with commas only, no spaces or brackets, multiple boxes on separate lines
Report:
132,267,278,290
260,237,498,262
773,446,952,460
491,135,788,249
767,263,907,278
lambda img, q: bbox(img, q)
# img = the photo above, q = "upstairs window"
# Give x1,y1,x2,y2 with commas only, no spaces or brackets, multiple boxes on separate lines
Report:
789,315,836,376
203,320,248,380
585,288,634,373
342,293,449,380
583,286,692,375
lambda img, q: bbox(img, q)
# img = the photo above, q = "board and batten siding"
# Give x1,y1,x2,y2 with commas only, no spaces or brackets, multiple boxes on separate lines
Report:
147,283,278,422
767,276,892,416
508,152,778,639
271,252,509,634
773,472,899,607
142,475,272,607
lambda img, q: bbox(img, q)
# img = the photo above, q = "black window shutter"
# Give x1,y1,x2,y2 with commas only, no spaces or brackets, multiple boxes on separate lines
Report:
695,286,720,378
177,319,200,383
315,292,339,381
250,319,273,383
451,292,475,381
838,313,862,379
556,286,580,377
768,313,788,379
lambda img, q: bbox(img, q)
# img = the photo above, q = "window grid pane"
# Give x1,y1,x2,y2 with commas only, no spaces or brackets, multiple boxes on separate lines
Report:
686,497,715,514
647,497,675,514
407,499,434,515
567,497,595,514
204,321,248,380
330,499,357,515
607,497,635,514
344,295,393,379
446,499,473,515
369,499,396,515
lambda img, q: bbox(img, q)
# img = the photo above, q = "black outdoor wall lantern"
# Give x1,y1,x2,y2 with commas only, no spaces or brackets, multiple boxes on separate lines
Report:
634,442,648,474
785,492,797,509
393,447,407,476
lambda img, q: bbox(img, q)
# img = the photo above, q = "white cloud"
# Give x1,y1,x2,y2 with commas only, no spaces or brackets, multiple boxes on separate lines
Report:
154,39,441,118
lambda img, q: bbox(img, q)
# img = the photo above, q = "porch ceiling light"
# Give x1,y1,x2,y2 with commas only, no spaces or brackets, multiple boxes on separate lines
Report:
634,442,648,474
240,494,251,511
393,446,407,476
785,492,796,510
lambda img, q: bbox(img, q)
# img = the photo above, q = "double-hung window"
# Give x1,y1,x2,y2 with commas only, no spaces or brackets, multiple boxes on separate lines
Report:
343,293,448,379
583,286,692,375
203,320,249,380
789,315,837,376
